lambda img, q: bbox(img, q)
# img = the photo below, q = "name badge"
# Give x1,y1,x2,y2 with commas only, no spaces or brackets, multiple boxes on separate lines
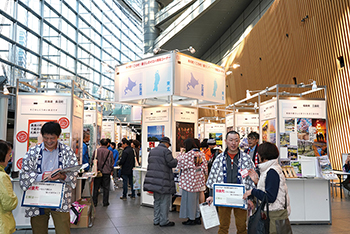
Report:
240,168,249,178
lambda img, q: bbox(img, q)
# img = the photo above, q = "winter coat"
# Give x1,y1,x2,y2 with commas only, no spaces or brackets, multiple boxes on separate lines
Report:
143,143,178,194
0,165,18,234
177,149,208,192
119,146,135,175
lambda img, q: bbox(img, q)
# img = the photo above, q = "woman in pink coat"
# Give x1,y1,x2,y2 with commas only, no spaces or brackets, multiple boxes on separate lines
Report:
177,138,208,225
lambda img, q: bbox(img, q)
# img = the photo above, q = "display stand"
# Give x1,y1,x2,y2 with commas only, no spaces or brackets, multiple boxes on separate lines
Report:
102,117,119,142
115,51,225,206
12,79,85,228
229,84,330,224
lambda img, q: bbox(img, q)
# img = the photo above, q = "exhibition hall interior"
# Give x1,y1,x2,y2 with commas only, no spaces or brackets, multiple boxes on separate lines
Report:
0,0,350,233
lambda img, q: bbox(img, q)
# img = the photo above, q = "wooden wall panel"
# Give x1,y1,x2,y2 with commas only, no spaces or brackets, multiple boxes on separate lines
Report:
223,0,350,170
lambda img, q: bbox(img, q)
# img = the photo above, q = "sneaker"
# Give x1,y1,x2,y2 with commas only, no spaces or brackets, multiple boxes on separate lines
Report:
160,221,175,227
120,196,127,200
131,196,136,199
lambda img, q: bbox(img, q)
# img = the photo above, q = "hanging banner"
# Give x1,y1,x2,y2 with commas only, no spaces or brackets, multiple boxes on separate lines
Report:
175,53,225,104
115,53,174,102
143,107,169,122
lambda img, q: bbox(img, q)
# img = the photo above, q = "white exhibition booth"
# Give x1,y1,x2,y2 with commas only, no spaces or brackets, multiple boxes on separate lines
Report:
115,51,225,206
12,80,85,228
233,84,331,224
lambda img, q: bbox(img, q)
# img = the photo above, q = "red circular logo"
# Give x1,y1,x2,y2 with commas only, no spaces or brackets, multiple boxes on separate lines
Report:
17,158,23,170
16,131,28,143
58,117,70,129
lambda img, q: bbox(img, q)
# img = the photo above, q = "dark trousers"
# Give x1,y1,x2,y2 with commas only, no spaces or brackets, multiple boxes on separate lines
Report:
343,176,350,191
93,174,110,206
122,174,135,197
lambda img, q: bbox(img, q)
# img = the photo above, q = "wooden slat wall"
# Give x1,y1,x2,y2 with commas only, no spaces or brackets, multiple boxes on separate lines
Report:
223,0,350,170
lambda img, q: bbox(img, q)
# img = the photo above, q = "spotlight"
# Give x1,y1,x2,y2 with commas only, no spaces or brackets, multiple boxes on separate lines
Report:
226,71,232,75
246,90,251,98
188,46,196,54
254,102,258,109
232,64,240,69
153,47,161,54
311,81,317,90
3,85,9,95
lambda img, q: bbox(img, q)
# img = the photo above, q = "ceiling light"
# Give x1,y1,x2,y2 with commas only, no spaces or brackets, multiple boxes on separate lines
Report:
254,102,258,109
3,85,9,95
232,64,240,69
226,71,232,75
153,47,161,54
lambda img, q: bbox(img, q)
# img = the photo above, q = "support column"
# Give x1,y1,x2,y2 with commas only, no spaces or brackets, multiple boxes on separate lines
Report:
143,0,160,56
0,96,8,140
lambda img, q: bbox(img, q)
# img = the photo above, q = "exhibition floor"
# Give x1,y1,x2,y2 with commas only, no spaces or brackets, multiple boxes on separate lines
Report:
14,187,350,234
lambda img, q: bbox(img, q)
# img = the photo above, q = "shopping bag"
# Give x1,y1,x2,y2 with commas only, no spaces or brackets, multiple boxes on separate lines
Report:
247,195,270,234
110,175,115,191
91,149,98,176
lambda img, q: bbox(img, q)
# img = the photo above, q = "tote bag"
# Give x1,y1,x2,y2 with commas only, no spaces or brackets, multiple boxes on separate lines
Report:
91,149,98,176
247,195,270,234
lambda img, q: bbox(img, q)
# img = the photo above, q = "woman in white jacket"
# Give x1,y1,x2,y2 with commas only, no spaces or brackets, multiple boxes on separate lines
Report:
243,142,291,234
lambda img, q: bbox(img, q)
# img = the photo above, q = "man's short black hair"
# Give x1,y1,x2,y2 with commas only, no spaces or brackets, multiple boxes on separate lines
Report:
0,141,11,162
111,142,116,148
117,143,122,148
248,132,259,140
226,130,240,140
257,142,279,161
41,121,61,137
100,138,108,146
106,138,111,144
132,139,140,148
122,138,131,146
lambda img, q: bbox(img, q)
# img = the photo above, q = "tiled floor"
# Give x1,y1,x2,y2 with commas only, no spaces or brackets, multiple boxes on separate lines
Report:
14,186,350,234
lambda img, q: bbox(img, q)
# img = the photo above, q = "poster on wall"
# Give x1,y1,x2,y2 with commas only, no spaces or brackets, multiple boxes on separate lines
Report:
284,118,295,132
147,125,164,142
269,119,276,144
262,121,269,142
236,126,259,149
287,145,298,160
176,122,194,152
209,133,223,146
147,125,164,151
297,118,327,157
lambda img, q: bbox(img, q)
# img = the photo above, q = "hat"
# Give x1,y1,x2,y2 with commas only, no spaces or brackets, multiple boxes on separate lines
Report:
160,137,171,146
207,139,216,145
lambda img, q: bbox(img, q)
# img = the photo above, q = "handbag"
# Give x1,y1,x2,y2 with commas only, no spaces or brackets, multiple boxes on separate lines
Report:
247,195,270,234
275,193,292,234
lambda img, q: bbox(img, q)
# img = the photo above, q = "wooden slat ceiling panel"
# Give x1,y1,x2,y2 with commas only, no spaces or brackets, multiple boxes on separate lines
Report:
223,0,350,170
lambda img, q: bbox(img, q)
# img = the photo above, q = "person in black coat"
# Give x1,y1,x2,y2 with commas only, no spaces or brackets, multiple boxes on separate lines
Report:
119,138,135,199
143,137,178,227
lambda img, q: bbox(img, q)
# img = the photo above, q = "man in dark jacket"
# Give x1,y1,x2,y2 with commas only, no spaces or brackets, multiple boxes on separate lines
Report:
119,138,135,200
143,137,178,227
93,138,114,207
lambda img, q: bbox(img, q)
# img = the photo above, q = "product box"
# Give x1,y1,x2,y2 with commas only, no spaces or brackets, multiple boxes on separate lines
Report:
173,197,181,212
70,198,92,228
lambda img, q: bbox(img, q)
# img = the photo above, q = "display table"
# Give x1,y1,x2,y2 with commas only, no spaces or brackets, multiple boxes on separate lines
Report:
286,178,331,224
